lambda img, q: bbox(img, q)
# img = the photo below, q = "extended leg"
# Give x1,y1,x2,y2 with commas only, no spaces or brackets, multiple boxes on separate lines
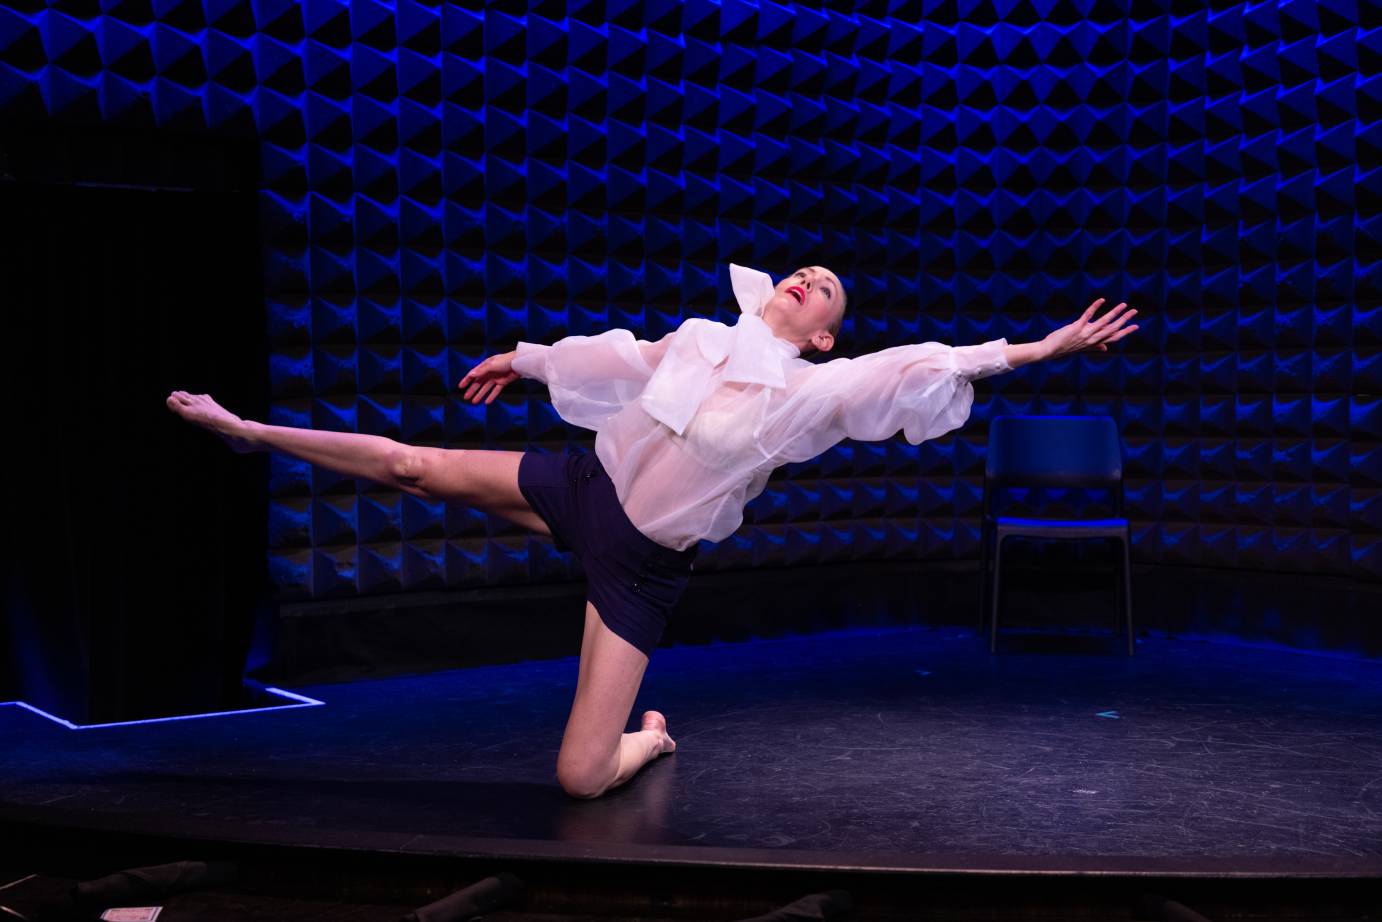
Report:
555,600,676,799
165,391,549,534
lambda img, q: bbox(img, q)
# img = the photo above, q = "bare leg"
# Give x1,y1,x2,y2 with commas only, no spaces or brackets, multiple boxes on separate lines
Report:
166,391,409,478
555,600,676,799
165,391,550,534
167,392,675,798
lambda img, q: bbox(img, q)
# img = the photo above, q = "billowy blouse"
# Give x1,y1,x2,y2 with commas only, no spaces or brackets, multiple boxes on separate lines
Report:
511,264,1012,551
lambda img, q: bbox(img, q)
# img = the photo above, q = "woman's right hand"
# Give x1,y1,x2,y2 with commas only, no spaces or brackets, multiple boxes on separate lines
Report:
458,351,519,405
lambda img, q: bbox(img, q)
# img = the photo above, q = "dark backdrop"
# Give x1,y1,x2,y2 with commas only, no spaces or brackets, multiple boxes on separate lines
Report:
0,125,267,722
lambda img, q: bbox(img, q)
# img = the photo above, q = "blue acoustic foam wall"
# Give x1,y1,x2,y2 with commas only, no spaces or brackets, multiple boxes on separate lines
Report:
2,0,1378,601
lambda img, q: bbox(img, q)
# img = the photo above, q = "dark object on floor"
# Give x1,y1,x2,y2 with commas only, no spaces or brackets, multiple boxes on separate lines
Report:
731,890,853,922
72,861,237,911
400,872,524,922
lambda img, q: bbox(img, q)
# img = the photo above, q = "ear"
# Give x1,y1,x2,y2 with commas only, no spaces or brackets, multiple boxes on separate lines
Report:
810,330,835,354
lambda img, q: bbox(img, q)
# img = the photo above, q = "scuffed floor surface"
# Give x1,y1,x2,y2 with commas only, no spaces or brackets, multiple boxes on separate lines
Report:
4,628,1382,866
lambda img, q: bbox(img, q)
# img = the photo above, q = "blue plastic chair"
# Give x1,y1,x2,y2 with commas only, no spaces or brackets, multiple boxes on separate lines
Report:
978,415,1134,654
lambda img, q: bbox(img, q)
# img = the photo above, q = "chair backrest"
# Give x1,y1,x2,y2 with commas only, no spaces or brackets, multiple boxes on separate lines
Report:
985,415,1124,496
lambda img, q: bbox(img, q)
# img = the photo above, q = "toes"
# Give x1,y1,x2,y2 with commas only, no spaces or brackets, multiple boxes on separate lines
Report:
640,711,677,754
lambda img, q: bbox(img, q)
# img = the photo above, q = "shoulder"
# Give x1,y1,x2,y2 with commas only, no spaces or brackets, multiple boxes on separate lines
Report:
673,316,721,335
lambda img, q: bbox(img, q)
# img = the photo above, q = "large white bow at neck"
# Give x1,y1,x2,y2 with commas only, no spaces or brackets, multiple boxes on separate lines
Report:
638,263,803,437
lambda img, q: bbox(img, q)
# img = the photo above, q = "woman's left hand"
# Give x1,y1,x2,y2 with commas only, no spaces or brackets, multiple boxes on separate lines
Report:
1041,298,1140,359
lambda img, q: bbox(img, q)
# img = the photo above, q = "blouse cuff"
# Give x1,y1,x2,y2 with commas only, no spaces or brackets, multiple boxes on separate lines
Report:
510,341,551,382
952,337,1012,381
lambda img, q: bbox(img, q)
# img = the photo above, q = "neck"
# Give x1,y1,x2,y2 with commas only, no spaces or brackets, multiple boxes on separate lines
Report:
759,315,801,352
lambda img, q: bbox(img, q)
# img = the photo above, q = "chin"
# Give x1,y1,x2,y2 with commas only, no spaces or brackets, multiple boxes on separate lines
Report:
766,293,798,315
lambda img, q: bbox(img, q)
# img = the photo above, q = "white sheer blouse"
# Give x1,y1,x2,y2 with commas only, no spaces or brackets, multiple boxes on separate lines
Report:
510,264,1013,551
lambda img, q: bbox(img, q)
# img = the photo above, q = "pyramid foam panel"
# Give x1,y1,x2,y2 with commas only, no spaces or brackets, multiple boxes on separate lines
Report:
3,0,1377,600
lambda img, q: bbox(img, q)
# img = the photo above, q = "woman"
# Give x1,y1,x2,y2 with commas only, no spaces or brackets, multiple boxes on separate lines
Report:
167,263,1139,799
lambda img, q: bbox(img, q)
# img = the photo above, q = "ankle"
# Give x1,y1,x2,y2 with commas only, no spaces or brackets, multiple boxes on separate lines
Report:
230,418,265,450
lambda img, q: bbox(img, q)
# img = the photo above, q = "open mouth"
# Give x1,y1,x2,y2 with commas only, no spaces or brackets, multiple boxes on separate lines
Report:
785,286,805,304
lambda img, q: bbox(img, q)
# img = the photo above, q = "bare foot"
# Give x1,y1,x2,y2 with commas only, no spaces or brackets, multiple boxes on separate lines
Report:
641,710,676,755
165,391,259,453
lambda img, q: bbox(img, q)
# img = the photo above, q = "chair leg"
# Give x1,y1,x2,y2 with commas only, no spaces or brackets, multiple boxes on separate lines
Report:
1112,538,1122,639
989,534,1004,654
1121,534,1134,655
977,518,990,637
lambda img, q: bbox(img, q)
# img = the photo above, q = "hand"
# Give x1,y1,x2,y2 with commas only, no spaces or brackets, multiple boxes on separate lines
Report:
1041,298,1140,360
458,351,519,405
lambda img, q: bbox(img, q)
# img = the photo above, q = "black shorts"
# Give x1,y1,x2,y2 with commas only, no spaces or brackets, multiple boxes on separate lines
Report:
517,447,698,658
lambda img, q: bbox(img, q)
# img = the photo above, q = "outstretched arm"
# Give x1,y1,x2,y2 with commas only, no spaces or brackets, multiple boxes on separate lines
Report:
507,330,675,388
757,297,1142,464
458,328,679,433
1003,298,1139,370
456,331,676,406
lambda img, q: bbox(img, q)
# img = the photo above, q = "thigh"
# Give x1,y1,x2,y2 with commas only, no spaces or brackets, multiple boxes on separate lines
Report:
416,448,551,537
558,600,649,771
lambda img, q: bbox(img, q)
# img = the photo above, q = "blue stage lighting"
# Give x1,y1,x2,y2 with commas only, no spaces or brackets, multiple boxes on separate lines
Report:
0,688,324,731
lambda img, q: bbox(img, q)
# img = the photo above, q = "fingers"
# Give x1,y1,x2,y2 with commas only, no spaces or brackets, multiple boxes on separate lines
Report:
1091,301,1130,327
456,371,512,403
1101,308,1137,336
1083,298,1104,321
458,357,492,390
462,379,504,404
463,367,495,400
1101,308,1137,340
1082,317,1140,352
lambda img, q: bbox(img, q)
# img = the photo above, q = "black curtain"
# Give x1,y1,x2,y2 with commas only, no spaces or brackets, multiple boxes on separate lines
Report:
1,125,268,723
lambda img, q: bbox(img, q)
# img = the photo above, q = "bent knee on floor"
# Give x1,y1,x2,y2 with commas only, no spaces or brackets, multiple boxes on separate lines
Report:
556,754,615,800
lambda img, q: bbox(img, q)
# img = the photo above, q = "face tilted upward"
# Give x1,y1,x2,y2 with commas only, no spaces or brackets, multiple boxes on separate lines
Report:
761,266,846,356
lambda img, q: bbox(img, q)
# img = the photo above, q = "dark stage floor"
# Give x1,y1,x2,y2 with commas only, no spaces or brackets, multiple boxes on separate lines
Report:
4,626,1382,876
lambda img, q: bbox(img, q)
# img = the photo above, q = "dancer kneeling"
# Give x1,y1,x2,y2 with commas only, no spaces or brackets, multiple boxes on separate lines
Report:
167,263,1139,799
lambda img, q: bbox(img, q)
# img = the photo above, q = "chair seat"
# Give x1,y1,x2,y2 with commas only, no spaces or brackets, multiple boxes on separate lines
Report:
995,516,1128,529
993,516,1129,538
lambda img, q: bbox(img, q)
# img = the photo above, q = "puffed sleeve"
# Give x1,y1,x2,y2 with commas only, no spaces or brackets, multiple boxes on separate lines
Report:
759,338,1011,464
510,329,675,432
